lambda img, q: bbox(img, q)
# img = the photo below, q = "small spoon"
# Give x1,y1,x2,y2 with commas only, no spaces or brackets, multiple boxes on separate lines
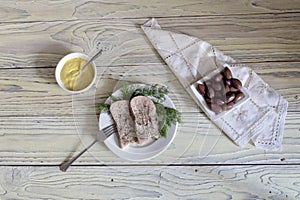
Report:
80,49,103,72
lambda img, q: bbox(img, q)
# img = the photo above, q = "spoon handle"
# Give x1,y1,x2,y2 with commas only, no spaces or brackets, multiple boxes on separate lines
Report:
80,49,103,71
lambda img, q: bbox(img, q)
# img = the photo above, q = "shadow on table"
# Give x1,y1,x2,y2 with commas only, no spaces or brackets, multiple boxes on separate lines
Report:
34,44,71,84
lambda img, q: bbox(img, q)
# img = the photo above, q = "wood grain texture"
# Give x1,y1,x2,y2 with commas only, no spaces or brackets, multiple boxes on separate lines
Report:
0,1,299,198
0,63,298,165
0,112,299,165
0,165,299,199
1,62,299,116
0,0,299,22
0,13,299,70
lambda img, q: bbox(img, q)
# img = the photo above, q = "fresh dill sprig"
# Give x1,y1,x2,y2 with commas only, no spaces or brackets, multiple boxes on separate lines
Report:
131,84,168,103
95,83,181,138
154,102,182,137
120,82,131,100
109,93,120,102
164,106,182,126
95,103,110,113
159,126,168,138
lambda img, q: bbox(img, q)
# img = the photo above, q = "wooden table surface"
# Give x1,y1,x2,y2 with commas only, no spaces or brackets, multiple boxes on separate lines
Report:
0,1,299,199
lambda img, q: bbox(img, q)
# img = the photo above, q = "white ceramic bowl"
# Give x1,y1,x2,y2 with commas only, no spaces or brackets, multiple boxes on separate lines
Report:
55,52,97,93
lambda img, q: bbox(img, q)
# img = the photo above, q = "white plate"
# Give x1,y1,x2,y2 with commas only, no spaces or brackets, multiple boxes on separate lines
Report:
99,84,178,161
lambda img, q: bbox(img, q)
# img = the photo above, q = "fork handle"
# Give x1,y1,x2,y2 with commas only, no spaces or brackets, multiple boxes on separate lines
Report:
59,138,98,172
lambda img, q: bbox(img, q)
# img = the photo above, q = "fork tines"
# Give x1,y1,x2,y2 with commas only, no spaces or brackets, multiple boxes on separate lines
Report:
102,123,117,138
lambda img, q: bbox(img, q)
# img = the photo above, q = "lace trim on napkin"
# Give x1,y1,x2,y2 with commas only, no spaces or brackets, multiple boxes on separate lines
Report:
224,65,288,150
141,18,288,150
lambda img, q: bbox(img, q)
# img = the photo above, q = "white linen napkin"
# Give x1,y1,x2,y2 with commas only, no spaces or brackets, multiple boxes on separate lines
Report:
141,18,288,150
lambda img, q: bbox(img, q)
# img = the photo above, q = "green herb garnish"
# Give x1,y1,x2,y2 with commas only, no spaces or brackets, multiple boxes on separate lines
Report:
95,103,110,113
96,83,182,137
159,125,168,138
131,84,168,103
120,82,135,100
164,106,182,126
155,102,182,137
109,93,120,102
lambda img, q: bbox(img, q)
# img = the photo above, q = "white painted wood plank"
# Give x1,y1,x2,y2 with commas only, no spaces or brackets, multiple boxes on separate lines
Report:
0,14,299,69
1,62,299,116
0,0,299,22
0,112,298,165
0,165,298,199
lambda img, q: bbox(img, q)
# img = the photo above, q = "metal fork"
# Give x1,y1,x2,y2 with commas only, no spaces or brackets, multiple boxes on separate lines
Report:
60,124,116,172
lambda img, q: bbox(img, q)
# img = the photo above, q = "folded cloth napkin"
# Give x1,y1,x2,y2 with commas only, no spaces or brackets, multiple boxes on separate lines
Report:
141,18,288,150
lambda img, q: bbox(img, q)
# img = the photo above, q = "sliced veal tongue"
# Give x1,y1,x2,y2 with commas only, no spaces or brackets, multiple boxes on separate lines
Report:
110,100,136,148
130,96,160,144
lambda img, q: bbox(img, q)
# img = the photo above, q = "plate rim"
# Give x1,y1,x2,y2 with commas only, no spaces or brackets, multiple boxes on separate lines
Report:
99,83,178,161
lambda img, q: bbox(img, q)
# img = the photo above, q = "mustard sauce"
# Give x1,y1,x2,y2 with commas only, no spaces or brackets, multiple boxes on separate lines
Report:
60,57,94,91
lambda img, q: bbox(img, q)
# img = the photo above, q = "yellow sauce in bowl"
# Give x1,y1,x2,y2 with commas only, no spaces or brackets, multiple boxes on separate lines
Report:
60,57,95,91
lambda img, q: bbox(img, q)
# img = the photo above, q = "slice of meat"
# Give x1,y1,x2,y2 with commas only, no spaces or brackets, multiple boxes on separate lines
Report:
110,100,136,148
130,96,159,144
